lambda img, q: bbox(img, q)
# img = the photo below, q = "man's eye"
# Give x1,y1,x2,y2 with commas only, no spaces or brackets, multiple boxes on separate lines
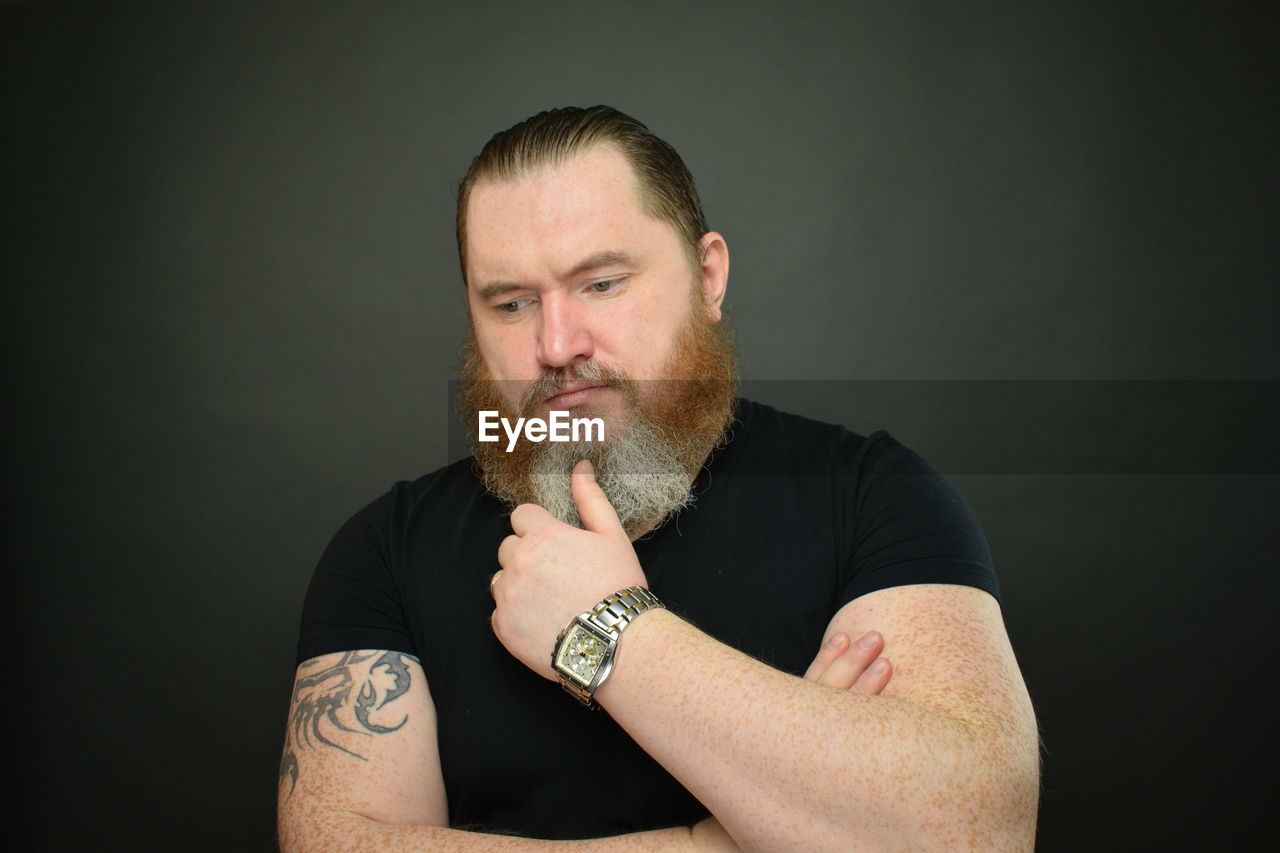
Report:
588,278,623,294
495,298,531,314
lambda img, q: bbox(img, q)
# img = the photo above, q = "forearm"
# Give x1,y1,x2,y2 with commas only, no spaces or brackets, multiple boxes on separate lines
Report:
279,803,711,853
595,610,1038,852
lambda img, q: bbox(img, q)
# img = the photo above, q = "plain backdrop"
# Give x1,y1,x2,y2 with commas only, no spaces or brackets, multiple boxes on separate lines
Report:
5,1,1275,850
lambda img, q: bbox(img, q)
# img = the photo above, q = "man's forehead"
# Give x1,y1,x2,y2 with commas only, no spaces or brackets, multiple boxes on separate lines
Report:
465,145,659,283
469,144,642,219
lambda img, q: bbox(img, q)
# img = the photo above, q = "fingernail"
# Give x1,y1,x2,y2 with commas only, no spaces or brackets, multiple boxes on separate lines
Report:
870,659,888,674
858,632,879,648
828,633,846,648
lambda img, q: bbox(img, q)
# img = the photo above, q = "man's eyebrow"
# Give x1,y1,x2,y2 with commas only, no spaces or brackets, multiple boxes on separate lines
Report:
475,250,639,302
475,281,523,302
562,249,637,279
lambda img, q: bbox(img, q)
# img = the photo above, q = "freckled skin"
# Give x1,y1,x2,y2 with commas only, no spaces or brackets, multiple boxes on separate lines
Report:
277,585,1038,852
595,585,1040,852
277,650,704,852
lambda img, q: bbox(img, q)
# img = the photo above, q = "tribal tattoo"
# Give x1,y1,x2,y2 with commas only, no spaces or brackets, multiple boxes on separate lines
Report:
278,650,419,799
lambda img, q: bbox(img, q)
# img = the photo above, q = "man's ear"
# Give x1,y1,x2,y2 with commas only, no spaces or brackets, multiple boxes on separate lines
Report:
697,232,729,322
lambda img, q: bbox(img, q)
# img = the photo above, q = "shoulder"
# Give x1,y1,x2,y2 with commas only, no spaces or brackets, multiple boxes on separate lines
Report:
298,458,495,665
733,397,911,479
736,399,997,593
314,456,498,572
341,456,491,530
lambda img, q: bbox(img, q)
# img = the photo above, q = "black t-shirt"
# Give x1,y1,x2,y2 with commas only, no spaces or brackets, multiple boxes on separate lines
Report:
296,398,1000,839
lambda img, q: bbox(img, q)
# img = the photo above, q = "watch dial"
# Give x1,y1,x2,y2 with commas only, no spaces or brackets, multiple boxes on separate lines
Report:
558,625,605,686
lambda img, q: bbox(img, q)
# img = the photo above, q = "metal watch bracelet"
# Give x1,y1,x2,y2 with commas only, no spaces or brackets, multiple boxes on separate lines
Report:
556,585,665,708
588,585,664,634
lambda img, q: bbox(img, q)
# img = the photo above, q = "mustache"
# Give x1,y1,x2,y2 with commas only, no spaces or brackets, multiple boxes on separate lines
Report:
517,361,634,414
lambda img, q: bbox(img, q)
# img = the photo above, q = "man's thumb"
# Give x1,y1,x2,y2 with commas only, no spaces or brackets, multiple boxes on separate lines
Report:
571,460,626,538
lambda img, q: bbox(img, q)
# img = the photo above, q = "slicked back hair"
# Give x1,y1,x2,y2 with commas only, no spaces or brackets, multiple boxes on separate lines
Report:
456,105,709,284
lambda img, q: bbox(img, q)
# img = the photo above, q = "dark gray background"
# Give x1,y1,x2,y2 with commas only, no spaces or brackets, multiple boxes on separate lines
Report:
5,1,1275,850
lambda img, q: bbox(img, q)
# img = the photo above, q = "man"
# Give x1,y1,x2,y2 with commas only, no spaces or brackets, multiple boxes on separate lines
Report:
278,106,1040,851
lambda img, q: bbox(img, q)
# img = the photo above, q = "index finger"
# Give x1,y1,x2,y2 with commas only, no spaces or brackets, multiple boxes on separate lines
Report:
804,632,850,681
509,502,555,536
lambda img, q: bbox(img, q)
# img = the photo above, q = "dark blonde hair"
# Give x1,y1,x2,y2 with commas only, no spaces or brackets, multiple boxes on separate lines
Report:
456,105,709,283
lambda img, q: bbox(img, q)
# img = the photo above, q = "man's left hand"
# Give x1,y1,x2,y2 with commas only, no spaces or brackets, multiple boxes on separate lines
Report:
491,459,647,679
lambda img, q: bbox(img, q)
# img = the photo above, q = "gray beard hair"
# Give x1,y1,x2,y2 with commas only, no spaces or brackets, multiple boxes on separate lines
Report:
528,418,695,537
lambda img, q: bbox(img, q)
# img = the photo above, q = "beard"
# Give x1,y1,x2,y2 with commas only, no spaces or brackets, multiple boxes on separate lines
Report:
457,304,738,539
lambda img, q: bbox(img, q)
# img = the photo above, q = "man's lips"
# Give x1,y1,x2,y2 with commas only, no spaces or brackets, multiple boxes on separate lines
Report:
544,383,611,408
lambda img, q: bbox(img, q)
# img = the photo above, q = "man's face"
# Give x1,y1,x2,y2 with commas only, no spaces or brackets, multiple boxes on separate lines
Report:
457,143,735,537
463,144,723,425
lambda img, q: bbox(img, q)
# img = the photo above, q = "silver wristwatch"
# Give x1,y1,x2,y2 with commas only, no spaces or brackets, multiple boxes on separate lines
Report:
552,585,665,710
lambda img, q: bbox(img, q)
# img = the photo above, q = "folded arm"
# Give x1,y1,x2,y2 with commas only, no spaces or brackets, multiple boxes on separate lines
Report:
594,583,1041,853
276,649,704,852
493,463,1039,852
277,630,894,852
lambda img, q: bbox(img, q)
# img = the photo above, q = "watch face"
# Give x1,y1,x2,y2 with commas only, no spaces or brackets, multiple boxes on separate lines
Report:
556,623,608,687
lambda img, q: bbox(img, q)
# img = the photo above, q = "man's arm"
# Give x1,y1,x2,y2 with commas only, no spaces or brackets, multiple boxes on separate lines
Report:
277,638,894,852
276,650,698,852
494,463,1040,853
595,585,1040,852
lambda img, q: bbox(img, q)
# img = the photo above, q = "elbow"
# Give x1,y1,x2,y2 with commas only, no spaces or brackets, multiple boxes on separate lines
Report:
279,796,448,853
277,796,323,853
277,796,365,853
840,722,1039,853
989,737,1042,851
910,731,1042,852
982,715,1042,850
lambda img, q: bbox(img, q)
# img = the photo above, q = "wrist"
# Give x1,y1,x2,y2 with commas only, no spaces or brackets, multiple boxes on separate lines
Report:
552,586,667,708
591,606,679,706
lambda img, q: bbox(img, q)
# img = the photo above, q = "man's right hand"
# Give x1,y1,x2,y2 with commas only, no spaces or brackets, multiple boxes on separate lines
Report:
803,629,893,692
690,631,893,852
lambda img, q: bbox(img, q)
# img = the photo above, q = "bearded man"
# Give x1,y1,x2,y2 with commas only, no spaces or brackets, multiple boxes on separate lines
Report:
278,106,1040,852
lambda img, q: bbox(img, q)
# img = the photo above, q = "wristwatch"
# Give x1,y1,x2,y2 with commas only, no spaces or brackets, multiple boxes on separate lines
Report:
552,585,665,710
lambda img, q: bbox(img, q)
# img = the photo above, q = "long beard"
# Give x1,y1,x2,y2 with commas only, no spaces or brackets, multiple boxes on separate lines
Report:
457,308,738,539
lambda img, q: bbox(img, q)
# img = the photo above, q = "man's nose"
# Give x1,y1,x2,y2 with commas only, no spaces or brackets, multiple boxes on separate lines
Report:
535,293,594,369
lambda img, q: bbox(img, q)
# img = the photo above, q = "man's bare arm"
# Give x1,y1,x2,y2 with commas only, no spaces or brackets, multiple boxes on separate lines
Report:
492,463,1039,852
594,584,1040,853
277,633,896,852
276,650,699,852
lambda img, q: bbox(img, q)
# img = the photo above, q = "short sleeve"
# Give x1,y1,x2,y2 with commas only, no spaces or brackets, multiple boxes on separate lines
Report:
295,492,417,665
836,430,1000,610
